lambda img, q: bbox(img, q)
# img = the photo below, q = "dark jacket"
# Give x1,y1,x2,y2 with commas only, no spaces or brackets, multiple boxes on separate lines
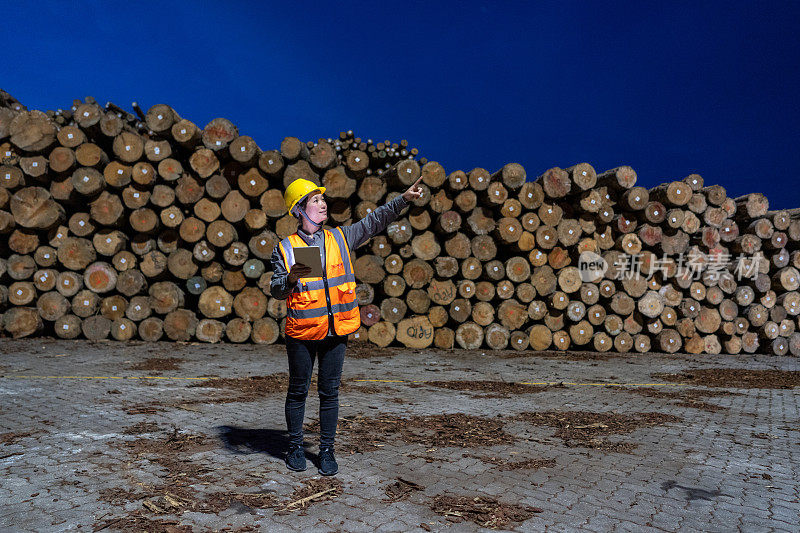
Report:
270,195,410,336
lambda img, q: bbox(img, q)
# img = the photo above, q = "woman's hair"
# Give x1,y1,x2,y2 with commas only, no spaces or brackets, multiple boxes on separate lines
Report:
292,195,309,219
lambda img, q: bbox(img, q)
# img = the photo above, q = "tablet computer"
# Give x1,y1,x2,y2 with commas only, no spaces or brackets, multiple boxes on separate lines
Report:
293,246,324,278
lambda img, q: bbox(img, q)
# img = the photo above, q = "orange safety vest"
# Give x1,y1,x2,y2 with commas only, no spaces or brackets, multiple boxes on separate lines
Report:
277,227,361,340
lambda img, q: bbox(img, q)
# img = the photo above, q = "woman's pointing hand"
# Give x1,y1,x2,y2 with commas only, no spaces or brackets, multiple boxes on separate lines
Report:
402,176,424,202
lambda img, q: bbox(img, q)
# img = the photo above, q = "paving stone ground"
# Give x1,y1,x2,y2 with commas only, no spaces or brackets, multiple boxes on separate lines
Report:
0,337,798,532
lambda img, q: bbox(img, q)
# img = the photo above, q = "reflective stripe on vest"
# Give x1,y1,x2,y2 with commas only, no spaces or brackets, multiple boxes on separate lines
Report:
278,227,360,339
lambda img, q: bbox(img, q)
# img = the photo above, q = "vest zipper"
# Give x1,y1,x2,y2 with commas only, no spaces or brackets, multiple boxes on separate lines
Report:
320,231,335,334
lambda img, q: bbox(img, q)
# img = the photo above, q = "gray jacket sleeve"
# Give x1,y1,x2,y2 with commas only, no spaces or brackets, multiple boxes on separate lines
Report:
340,195,410,251
269,244,296,300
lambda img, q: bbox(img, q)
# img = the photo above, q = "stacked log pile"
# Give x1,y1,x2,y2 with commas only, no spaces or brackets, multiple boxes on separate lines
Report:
0,90,798,355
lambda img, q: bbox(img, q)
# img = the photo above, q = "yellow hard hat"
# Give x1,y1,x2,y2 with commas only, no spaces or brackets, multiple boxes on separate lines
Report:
284,179,326,213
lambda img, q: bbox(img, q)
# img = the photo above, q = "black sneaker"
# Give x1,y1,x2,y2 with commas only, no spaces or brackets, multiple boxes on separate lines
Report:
285,443,306,471
318,445,338,476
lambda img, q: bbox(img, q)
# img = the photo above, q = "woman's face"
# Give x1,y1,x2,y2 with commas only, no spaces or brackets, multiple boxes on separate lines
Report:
304,193,328,224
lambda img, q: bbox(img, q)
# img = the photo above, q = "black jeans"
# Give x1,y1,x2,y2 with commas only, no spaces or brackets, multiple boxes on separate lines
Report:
284,334,347,448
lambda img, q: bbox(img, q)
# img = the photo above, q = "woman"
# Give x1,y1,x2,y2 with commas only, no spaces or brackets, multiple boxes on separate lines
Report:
270,176,424,475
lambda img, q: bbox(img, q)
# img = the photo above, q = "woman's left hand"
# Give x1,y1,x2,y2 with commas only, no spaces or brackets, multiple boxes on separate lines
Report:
402,177,424,202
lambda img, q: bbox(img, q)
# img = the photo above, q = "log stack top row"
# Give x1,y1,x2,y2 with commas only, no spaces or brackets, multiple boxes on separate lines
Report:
0,89,798,356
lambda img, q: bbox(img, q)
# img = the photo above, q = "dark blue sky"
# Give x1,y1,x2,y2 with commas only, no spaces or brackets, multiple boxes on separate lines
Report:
4,1,799,208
